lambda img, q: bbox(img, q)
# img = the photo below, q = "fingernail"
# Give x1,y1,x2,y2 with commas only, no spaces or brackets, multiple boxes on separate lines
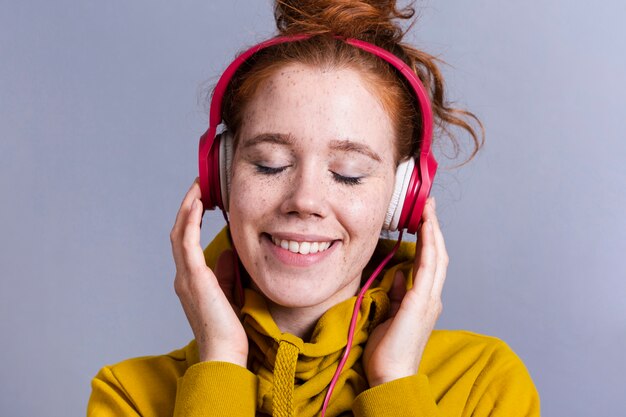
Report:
426,219,433,231
191,198,198,210
431,197,436,209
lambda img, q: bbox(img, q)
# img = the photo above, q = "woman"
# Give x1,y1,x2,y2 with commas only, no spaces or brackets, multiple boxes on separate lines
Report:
88,1,540,416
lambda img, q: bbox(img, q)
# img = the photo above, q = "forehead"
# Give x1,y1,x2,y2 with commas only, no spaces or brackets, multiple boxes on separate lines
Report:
239,63,395,159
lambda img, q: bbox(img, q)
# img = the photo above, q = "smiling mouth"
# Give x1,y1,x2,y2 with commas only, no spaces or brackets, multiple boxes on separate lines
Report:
269,235,334,255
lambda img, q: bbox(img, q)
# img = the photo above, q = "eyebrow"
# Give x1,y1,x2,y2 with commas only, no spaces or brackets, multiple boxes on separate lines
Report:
329,139,382,162
240,133,382,162
240,133,295,149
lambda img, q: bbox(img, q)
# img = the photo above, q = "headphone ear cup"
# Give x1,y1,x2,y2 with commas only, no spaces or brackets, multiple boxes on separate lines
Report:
400,150,437,234
218,130,234,212
383,158,415,231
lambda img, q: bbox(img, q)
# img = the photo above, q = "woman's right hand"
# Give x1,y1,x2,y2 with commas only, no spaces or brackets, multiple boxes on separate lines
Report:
170,178,248,367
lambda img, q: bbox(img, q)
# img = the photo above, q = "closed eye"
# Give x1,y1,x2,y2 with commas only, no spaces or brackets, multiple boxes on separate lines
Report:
255,164,362,185
332,172,363,186
255,164,288,175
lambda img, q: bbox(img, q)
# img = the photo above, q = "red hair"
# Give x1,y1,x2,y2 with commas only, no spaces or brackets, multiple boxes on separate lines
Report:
218,0,484,165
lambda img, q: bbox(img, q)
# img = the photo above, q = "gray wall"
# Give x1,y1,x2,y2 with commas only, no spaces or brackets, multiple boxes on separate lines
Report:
2,1,625,416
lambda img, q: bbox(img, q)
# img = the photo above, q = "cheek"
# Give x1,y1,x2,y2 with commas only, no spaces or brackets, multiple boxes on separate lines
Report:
338,180,393,237
227,169,265,252
228,166,274,219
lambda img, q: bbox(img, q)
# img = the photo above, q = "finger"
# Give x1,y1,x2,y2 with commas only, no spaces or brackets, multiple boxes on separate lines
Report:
411,217,437,298
172,178,202,239
411,196,437,275
171,180,202,261
388,269,407,317
385,224,436,343
423,198,449,298
412,224,424,271
425,198,445,257
179,197,209,273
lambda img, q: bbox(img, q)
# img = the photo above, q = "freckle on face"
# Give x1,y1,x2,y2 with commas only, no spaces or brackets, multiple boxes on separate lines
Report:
227,64,397,310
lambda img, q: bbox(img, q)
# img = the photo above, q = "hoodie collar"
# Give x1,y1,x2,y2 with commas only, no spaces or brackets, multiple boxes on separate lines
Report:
201,227,416,416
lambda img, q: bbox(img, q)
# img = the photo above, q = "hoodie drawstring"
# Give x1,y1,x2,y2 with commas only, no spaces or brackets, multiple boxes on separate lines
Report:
273,338,301,417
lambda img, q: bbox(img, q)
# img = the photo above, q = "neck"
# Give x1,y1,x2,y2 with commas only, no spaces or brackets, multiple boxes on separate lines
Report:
266,303,323,340
263,279,361,341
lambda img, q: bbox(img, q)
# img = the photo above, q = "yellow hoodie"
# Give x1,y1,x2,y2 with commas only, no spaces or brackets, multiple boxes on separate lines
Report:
88,228,540,416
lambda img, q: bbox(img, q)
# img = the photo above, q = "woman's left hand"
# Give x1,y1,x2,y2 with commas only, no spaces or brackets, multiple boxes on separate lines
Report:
362,197,448,387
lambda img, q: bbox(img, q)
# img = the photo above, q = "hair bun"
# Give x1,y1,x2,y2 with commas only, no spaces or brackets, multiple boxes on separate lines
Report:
274,0,414,44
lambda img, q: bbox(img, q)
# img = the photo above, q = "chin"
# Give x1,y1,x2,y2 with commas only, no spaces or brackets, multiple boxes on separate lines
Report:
273,290,333,309
249,269,358,311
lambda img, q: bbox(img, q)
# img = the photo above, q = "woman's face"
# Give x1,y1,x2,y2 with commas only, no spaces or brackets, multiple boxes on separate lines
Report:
228,63,396,311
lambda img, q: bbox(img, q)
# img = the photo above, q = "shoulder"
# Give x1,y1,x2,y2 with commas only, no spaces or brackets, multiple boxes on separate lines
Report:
423,329,532,378
426,329,516,358
89,340,198,416
355,331,540,416
98,339,196,382
422,330,540,414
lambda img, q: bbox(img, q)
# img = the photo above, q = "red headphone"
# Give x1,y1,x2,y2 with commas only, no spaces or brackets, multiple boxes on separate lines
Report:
199,35,437,234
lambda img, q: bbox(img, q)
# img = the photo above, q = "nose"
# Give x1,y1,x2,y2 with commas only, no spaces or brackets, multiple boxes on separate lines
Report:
279,163,329,219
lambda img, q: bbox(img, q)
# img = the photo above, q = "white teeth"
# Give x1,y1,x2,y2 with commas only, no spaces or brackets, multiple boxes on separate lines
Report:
270,236,333,254
299,241,311,255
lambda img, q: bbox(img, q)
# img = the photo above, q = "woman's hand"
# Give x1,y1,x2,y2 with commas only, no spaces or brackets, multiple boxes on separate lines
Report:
170,178,248,367
362,197,448,387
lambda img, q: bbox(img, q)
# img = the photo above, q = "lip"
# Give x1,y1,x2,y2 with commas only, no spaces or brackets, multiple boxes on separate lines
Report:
261,233,339,267
267,232,338,242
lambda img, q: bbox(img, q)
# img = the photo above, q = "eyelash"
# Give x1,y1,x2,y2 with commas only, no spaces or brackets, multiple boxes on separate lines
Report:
254,165,363,186
255,165,287,175
332,172,362,186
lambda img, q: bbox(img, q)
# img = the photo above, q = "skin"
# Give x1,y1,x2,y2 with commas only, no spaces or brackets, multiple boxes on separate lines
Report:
229,64,396,335
170,64,449,387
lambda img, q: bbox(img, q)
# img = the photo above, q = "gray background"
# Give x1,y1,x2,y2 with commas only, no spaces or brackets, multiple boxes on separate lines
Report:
2,1,625,416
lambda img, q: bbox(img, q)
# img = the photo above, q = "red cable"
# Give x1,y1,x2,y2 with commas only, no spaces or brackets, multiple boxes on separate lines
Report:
321,231,404,417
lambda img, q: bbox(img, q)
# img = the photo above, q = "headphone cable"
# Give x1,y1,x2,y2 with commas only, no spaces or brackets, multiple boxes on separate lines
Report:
321,230,404,417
